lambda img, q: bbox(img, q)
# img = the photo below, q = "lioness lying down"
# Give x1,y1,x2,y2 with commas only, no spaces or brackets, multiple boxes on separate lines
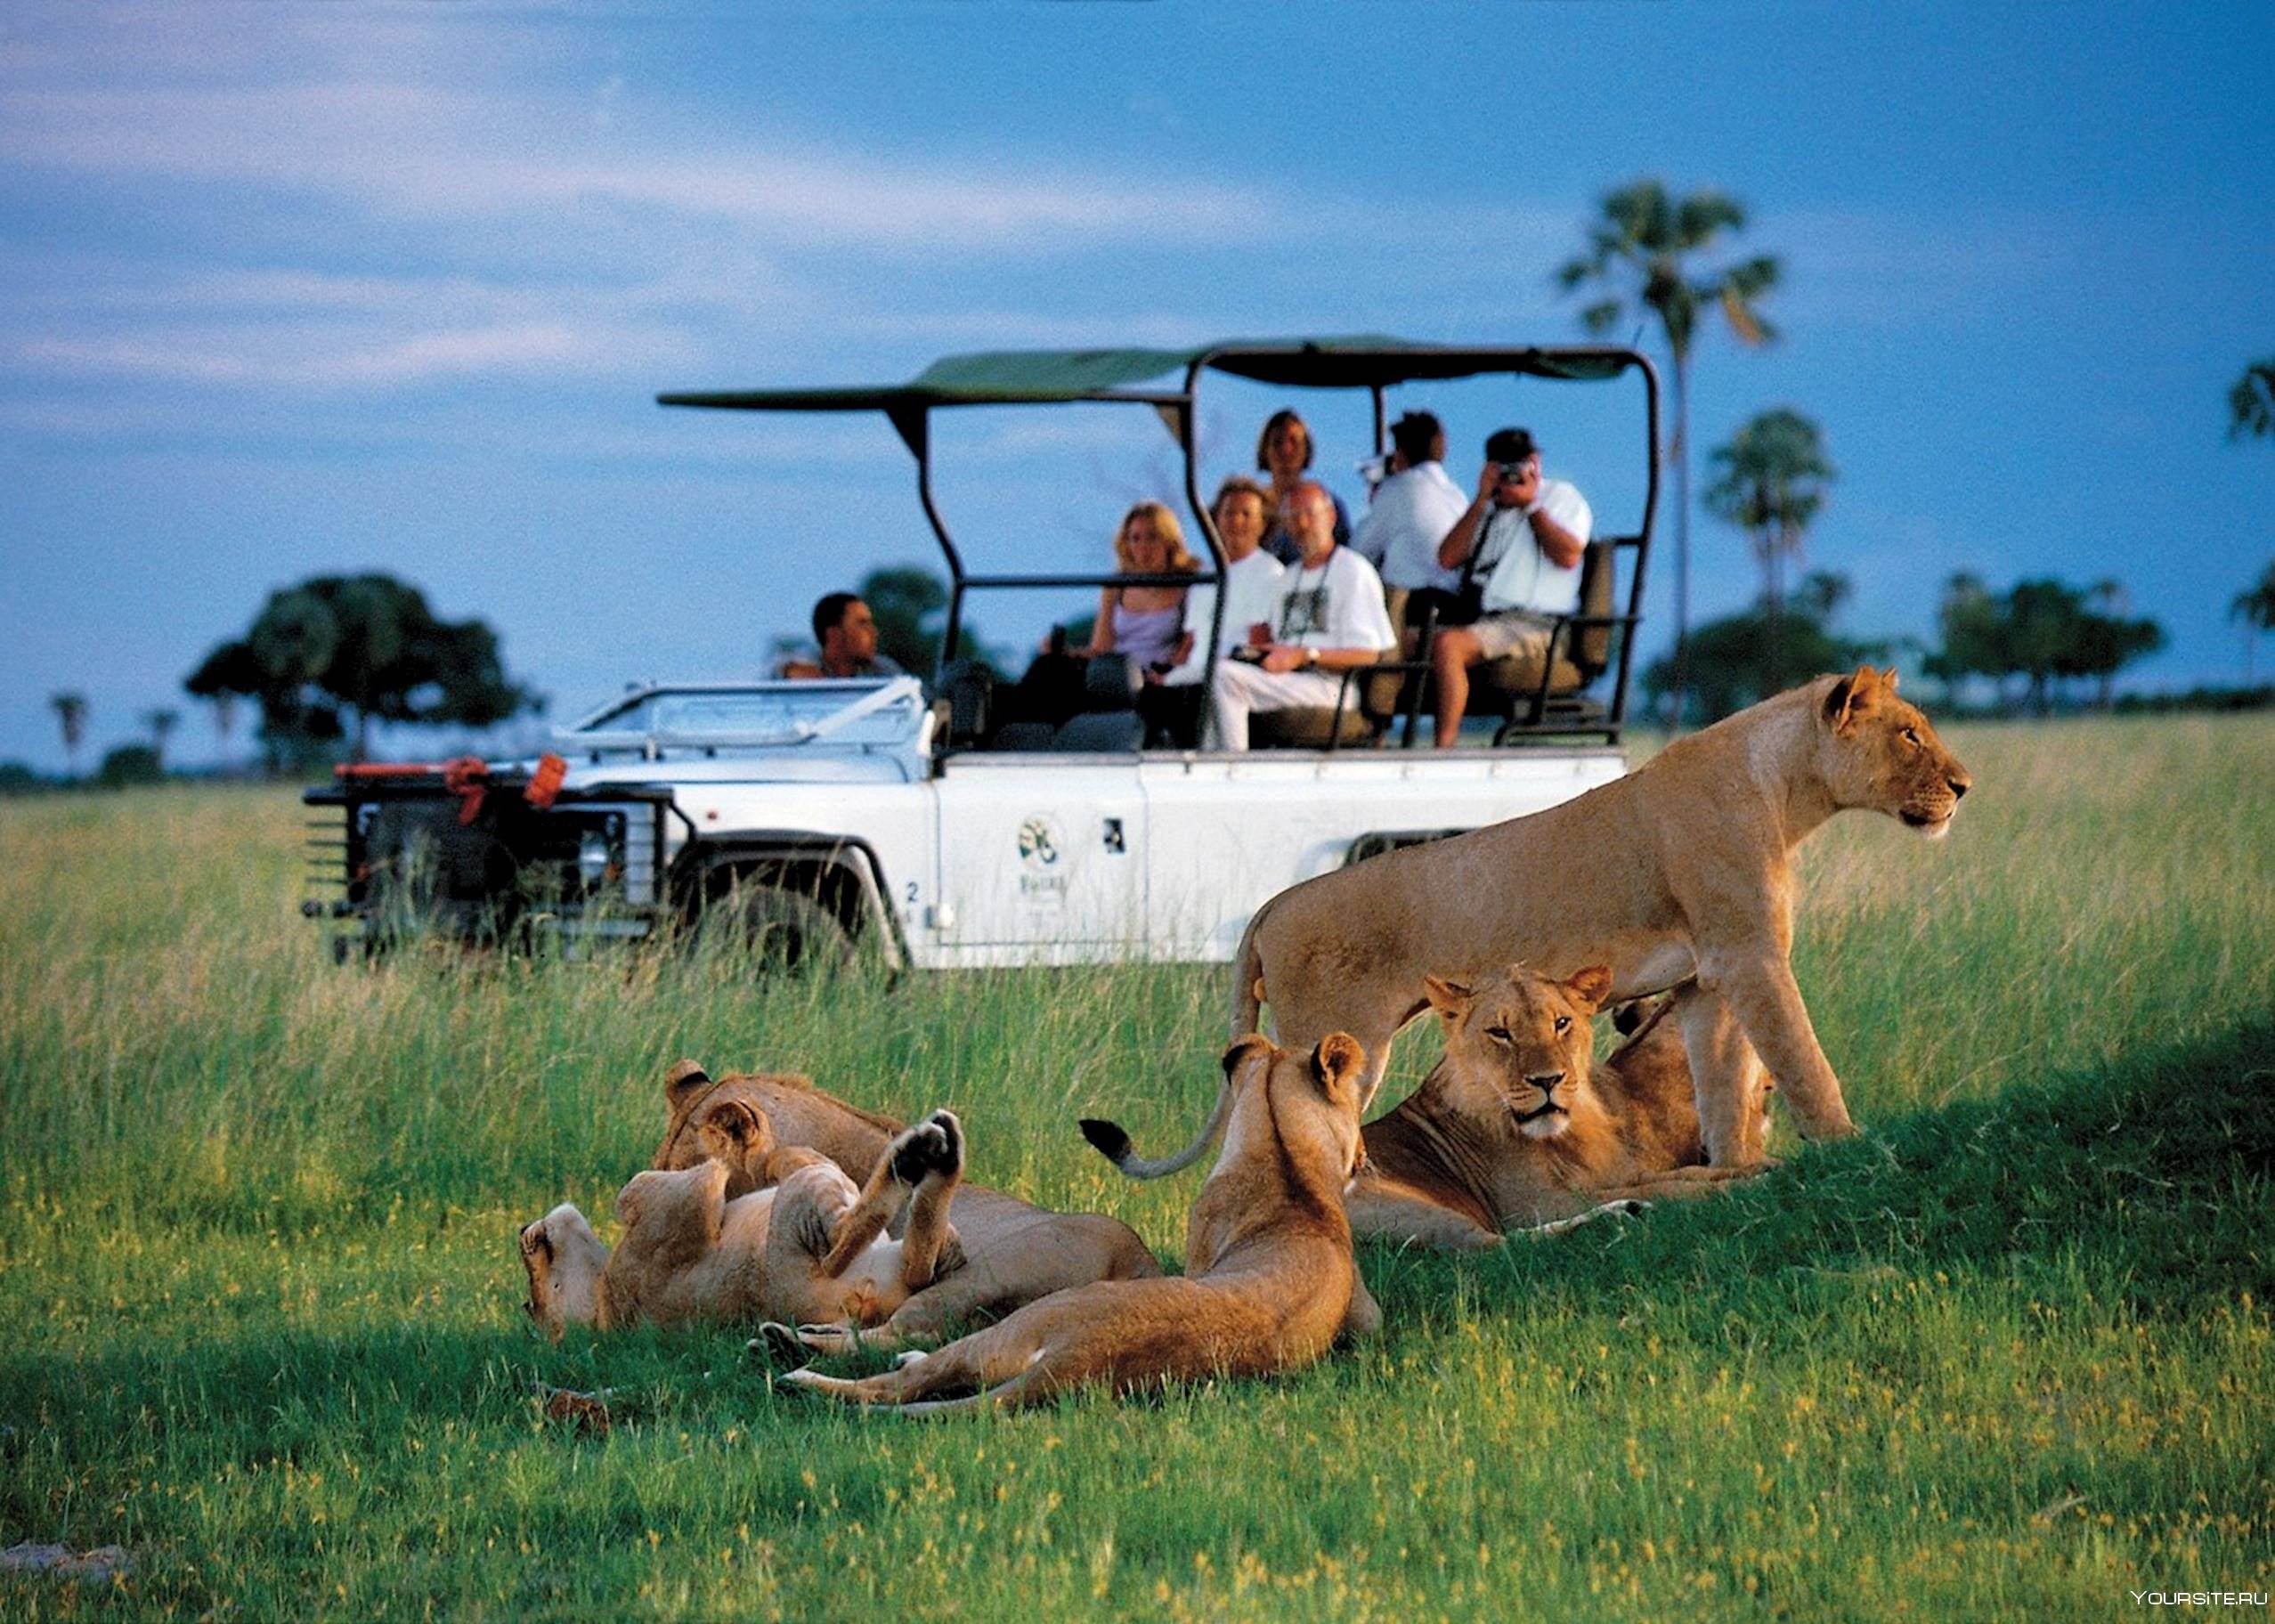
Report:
521,1109,971,1337
772,1033,1372,1416
1345,965,1768,1249
1109,668,1970,1177
651,1063,1160,1345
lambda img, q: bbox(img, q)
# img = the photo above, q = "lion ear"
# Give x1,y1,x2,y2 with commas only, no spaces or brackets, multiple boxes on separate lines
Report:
1823,666,1881,735
700,1099,771,1157
1310,1033,1366,1096
1564,965,1613,1012
1221,1034,1274,1078
1423,974,1475,1021
663,1060,711,1108
1880,665,1900,694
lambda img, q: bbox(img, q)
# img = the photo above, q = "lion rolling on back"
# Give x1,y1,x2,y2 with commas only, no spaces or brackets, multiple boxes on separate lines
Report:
1098,668,1970,1179
774,1033,1373,1415
650,1063,1160,1345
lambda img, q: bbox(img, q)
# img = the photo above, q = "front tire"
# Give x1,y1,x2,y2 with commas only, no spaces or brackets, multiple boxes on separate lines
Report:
696,881,854,976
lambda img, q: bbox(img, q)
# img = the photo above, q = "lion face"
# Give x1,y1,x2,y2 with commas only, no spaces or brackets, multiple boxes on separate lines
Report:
1818,667,1971,839
518,1204,608,1338
1427,964,1611,1141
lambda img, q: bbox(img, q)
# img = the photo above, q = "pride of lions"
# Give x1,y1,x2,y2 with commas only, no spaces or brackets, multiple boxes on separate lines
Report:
521,669,1971,1414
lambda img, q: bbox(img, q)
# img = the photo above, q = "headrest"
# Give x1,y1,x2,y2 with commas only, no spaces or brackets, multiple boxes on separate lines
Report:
1081,654,1142,710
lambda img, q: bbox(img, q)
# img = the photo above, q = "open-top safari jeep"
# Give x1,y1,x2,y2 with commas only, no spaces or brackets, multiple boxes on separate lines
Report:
304,337,1660,970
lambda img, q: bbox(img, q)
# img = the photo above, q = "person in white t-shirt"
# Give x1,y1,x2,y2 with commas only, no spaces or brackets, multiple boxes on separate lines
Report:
1352,410,1469,595
1428,427,1594,748
1145,477,1286,745
1207,481,1397,751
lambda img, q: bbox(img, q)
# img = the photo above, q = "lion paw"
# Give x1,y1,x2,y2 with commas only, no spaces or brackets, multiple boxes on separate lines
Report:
793,1321,862,1358
890,1113,963,1183
750,1322,813,1370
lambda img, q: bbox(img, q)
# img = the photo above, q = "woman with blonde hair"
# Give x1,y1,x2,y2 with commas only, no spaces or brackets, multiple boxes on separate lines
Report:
1081,499,1198,678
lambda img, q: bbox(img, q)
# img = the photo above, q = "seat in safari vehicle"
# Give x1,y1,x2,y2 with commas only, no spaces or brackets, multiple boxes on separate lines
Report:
1251,536,1624,750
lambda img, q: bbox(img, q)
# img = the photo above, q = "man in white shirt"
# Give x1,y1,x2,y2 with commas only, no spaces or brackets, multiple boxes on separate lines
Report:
1428,427,1593,748
1164,476,1286,685
1351,410,1469,595
1207,481,1397,751
1147,476,1285,745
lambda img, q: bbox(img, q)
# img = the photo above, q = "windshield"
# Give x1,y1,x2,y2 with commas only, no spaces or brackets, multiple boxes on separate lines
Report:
564,678,925,748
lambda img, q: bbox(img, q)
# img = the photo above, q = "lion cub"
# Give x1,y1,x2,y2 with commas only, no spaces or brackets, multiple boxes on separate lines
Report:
518,1108,967,1339
1345,965,1767,1249
771,1033,1371,1415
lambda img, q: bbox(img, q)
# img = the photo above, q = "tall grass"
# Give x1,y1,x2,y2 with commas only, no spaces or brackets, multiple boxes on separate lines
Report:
2,715,2270,1620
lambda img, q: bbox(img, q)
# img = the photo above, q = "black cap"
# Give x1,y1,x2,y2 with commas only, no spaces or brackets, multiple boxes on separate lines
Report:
1483,427,1538,466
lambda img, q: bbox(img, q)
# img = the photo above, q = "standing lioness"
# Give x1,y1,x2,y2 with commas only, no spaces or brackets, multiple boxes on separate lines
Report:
1107,668,1969,1174
775,1033,1371,1415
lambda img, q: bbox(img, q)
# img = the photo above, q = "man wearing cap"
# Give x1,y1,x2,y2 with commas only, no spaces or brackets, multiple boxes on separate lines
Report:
1352,410,1471,597
1428,427,1594,748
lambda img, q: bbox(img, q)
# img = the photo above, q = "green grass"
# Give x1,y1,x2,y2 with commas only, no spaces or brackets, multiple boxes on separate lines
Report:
3,714,2271,1620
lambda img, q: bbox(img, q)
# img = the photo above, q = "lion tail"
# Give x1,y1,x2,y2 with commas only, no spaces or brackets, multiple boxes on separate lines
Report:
1078,905,1272,1184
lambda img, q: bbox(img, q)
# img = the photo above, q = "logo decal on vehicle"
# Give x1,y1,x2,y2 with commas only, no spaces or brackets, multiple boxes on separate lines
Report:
1017,816,1061,867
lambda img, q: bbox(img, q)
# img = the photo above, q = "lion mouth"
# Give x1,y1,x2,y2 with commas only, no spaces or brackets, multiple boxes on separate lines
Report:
1900,805,1954,836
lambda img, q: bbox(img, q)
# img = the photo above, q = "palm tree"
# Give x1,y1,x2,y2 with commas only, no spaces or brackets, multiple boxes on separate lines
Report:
2230,359,2274,441
143,708,181,772
48,692,88,779
1558,178,1779,720
2233,559,2275,680
1703,408,1835,614
1704,409,1833,696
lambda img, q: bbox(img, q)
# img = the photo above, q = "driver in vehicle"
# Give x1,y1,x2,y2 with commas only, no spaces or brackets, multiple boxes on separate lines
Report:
780,593,905,681
1205,481,1395,751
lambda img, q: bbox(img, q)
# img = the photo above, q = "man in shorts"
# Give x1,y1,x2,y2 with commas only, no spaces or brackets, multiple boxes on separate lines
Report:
1427,427,1593,748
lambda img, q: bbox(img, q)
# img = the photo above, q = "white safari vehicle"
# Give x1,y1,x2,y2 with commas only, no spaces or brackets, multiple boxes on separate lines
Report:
305,338,1662,971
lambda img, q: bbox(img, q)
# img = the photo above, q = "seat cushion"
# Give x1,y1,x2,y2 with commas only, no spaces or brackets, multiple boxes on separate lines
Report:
1249,707,1376,749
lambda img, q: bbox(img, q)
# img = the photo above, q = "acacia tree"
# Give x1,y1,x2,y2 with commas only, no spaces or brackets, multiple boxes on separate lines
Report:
1558,179,1780,719
187,573,538,764
48,692,88,778
2230,358,2275,441
2232,559,2275,680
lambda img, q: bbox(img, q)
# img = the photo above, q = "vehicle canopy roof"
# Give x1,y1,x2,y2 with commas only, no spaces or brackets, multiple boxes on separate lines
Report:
659,337,1634,416
658,337,1659,741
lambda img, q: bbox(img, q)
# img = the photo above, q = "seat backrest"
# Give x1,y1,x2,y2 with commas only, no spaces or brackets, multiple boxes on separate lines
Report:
1054,710,1145,751
936,657,994,746
1573,542,1615,677
990,720,1057,751
1082,654,1142,710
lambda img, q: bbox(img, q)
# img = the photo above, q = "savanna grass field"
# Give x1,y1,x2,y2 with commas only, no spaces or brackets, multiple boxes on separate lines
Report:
4,715,2271,1620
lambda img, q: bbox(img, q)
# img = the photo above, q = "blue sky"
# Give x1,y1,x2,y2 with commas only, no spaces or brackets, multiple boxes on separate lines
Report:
4,0,2270,769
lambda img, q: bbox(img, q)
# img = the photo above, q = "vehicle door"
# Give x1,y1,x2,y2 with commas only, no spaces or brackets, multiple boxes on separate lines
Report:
930,754,1147,954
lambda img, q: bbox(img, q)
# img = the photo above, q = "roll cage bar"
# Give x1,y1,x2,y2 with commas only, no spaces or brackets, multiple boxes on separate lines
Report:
660,337,1660,746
